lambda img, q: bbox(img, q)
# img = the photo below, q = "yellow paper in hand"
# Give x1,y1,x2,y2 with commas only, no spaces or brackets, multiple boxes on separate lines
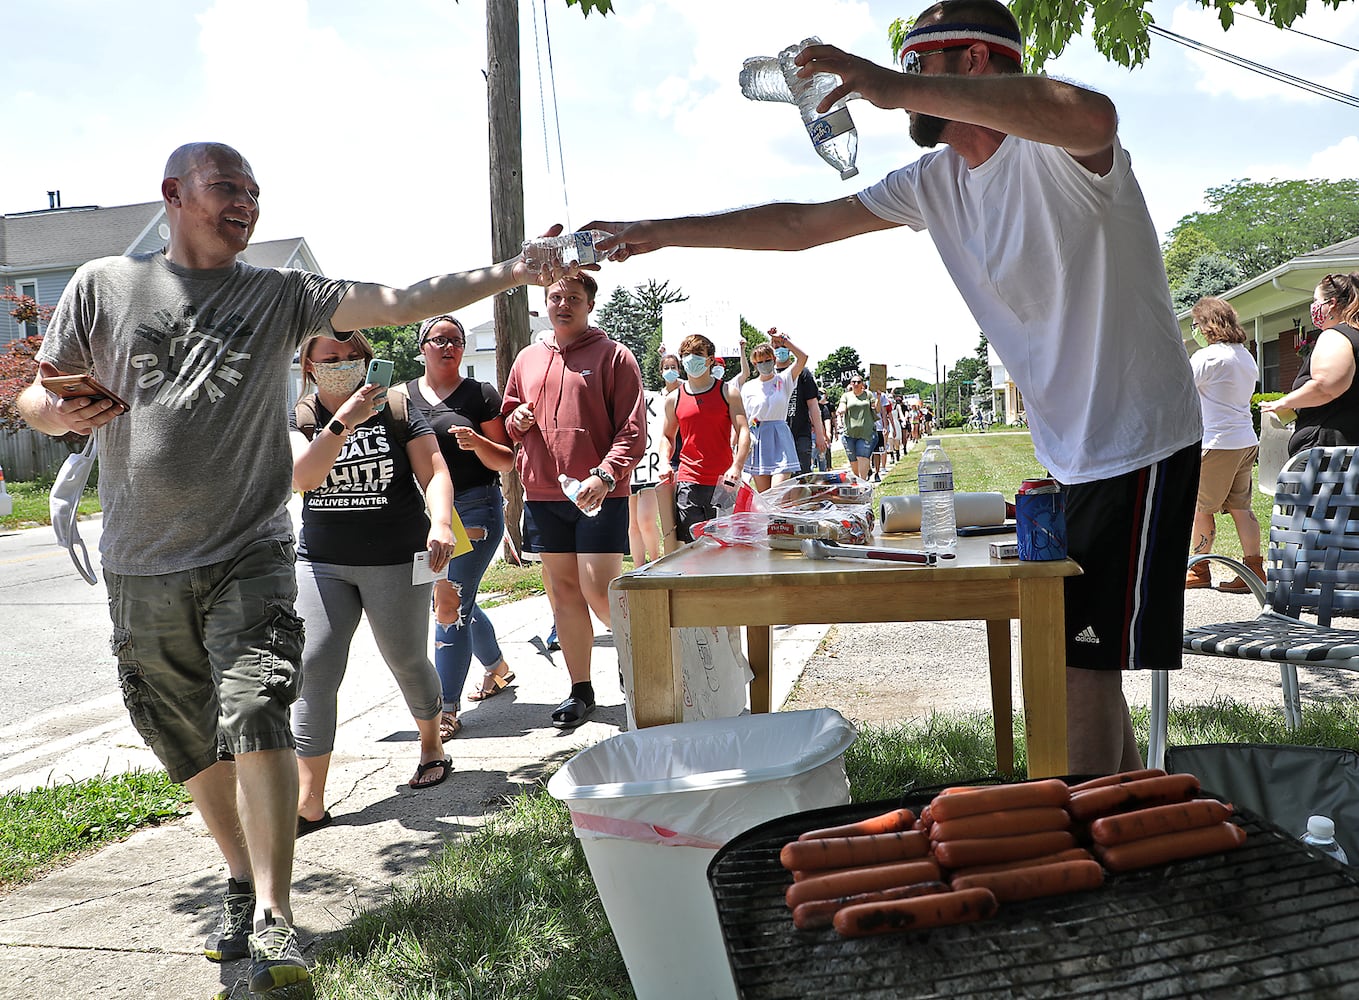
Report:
449,505,474,559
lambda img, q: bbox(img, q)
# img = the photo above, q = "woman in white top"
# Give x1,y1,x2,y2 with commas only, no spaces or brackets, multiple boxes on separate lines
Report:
1185,296,1262,593
739,331,808,490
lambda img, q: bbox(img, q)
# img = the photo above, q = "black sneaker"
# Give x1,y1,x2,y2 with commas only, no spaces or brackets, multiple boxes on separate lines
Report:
248,909,309,993
203,878,254,962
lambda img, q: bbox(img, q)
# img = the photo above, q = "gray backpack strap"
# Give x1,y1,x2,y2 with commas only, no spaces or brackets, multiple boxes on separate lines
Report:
294,393,321,440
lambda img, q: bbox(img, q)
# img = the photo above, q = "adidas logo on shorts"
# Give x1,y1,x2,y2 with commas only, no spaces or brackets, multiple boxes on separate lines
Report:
1074,626,1100,644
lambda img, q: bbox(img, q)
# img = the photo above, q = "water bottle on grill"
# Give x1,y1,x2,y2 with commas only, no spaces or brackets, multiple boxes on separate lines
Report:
739,38,858,180
917,437,957,558
559,473,600,517
522,230,609,273
1301,815,1348,863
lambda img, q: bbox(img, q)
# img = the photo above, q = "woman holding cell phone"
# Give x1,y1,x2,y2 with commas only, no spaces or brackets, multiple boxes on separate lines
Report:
287,330,455,835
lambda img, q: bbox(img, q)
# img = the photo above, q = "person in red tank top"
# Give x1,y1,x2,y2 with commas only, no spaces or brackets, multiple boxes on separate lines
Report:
659,334,750,543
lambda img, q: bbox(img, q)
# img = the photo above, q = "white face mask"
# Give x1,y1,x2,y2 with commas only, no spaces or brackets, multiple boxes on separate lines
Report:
662,368,680,383
756,360,776,376
682,353,709,377
711,365,725,380
311,359,365,396
50,435,99,585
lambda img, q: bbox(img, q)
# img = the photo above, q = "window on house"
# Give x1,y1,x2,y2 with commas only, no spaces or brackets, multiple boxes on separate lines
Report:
18,281,37,337
466,364,475,379
1261,339,1279,393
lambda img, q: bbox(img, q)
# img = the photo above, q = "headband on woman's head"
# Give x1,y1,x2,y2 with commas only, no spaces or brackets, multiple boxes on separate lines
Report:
898,20,1023,66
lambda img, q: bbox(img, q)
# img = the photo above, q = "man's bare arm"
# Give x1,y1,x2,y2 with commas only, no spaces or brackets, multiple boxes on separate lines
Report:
587,196,896,259
18,362,124,437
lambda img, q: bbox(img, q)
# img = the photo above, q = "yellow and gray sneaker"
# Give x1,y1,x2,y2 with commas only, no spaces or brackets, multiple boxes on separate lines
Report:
203,878,253,962
248,909,309,993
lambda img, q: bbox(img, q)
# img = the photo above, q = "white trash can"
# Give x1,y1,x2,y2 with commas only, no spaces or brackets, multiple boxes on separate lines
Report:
547,708,857,1000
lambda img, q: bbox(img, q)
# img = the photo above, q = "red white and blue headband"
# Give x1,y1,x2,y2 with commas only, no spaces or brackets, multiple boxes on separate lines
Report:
898,21,1023,67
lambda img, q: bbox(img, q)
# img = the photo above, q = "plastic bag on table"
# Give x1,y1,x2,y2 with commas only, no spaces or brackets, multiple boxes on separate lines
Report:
694,506,873,548
760,470,875,511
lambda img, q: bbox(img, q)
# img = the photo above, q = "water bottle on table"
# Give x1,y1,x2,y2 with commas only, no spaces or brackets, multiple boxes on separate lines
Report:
559,473,600,518
1301,815,1348,863
739,37,858,180
917,437,957,558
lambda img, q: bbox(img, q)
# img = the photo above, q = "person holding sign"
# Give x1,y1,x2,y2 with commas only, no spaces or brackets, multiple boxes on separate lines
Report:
661,334,750,542
288,330,455,837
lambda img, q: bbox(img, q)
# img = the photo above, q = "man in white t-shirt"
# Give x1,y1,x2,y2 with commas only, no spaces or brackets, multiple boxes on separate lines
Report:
588,0,1201,775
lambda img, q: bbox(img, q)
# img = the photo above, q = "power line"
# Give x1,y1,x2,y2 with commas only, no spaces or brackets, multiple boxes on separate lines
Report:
1233,9,1359,57
1148,23,1359,109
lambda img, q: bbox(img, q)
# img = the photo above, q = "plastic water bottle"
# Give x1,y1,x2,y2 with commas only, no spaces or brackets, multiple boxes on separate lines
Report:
779,37,858,180
522,230,609,272
1302,815,1348,863
739,39,858,180
917,437,957,558
558,473,600,517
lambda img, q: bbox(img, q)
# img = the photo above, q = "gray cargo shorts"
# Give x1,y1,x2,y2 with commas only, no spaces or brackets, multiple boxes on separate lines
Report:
105,538,304,784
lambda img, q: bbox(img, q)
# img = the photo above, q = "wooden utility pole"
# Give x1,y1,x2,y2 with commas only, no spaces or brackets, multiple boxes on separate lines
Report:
487,0,531,558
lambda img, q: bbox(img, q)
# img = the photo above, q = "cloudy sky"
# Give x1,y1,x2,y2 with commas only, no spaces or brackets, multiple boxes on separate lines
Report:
7,0,1359,383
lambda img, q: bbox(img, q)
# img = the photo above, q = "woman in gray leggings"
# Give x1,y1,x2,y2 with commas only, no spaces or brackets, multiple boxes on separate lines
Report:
288,331,455,835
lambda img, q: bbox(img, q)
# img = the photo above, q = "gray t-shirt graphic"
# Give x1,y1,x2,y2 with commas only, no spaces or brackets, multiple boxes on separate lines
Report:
38,252,353,575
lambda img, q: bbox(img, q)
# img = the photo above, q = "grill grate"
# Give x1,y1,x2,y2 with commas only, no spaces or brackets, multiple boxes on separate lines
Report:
707,792,1359,999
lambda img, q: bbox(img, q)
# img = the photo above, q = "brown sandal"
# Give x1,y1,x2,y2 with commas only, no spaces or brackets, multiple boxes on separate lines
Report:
467,666,516,702
440,712,462,739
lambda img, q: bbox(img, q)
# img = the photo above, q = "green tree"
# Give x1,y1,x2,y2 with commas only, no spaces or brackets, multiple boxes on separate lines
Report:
1171,253,1246,311
973,333,993,401
815,346,864,390
597,279,688,389
1166,179,1359,282
1162,226,1221,290
889,0,1346,71
362,324,423,384
943,355,987,421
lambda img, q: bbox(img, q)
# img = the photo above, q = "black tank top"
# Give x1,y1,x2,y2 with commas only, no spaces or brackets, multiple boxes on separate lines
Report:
1290,322,1359,455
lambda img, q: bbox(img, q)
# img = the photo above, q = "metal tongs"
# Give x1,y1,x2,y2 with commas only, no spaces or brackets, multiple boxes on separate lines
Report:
799,537,937,565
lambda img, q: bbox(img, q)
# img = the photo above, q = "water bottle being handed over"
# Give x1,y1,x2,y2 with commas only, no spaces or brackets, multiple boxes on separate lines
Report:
739,37,858,180
1301,815,1349,864
522,230,610,276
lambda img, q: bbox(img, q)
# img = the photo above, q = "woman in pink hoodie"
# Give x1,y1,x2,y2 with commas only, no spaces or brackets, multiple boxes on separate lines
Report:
502,273,646,729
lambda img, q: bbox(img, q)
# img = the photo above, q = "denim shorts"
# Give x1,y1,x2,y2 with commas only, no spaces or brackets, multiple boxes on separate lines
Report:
843,435,875,460
105,538,304,783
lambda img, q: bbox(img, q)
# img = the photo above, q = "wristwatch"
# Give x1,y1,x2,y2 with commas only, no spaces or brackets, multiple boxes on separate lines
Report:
589,466,616,491
327,418,347,437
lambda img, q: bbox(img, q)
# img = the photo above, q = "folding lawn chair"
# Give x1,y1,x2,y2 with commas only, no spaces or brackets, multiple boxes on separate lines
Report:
1147,446,1359,769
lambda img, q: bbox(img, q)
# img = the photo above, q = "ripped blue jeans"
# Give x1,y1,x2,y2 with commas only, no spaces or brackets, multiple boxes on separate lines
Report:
435,485,506,712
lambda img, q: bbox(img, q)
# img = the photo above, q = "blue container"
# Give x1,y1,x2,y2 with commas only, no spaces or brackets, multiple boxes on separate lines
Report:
1015,490,1067,561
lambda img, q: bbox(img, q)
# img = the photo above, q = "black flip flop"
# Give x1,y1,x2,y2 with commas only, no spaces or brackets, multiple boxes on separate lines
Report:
551,695,596,730
409,757,453,789
296,811,333,838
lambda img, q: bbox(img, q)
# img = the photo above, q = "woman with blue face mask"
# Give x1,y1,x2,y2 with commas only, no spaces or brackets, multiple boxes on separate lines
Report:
740,330,808,491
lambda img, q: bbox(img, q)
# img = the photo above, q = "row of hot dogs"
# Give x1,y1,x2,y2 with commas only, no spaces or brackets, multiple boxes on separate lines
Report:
779,769,1247,938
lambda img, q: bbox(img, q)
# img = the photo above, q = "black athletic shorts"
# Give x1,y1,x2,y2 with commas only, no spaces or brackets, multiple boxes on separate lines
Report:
1062,442,1199,671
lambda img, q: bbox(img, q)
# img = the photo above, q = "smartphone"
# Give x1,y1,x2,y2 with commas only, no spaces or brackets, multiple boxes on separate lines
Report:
366,358,394,412
41,373,130,411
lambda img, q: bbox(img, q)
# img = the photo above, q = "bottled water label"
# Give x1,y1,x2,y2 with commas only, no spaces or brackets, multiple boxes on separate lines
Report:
806,106,854,146
919,471,954,493
564,231,601,266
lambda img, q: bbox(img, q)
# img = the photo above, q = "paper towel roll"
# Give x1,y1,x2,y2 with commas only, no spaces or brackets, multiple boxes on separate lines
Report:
880,492,1008,533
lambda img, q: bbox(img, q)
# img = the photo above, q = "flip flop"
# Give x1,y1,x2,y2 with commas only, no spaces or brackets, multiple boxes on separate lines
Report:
409,757,453,789
466,669,516,702
551,694,596,730
296,811,333,838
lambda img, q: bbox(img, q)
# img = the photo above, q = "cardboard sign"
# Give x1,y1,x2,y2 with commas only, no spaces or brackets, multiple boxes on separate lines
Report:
632,389,666,487
662,300,740,358
869,363,888,393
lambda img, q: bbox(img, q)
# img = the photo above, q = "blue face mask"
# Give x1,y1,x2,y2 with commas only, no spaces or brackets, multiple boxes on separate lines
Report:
682,354,709,377
662,368,680,383
711,365,725,380
774,347,791,363
756,360,776,376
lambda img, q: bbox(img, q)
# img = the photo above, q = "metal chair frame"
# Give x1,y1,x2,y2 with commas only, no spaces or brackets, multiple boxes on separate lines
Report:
1153,446,1359,769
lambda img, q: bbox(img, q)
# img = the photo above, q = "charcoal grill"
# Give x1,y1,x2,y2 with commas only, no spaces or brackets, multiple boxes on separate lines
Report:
707,790,1359,999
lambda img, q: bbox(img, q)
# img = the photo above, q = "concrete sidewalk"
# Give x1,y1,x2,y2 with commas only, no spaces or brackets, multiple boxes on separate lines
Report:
0,590,828,1000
